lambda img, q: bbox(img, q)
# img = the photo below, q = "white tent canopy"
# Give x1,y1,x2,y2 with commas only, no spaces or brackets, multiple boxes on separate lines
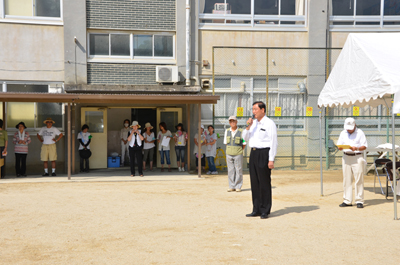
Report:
318,33,400,220
318,33,400,111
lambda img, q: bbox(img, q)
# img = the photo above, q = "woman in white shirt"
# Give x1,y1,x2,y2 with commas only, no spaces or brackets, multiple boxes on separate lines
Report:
142,122,155,171
127,121,144,177
206,125,218,175
173,123,187,172
194,125,207,173
157,122,172,172
77,124,91,173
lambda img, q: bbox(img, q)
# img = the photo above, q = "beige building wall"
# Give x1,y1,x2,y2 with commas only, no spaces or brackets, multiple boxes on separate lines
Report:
330,32,351,48
0,23,64,82
199,31,309,77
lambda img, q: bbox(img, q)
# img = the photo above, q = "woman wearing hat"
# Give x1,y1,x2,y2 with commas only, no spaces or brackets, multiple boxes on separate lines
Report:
142,122,155,171
12,122,31,177
173,123,187,172
127,121,144,177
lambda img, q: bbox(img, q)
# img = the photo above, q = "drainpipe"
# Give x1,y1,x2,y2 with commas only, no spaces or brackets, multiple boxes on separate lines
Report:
186,0,191,86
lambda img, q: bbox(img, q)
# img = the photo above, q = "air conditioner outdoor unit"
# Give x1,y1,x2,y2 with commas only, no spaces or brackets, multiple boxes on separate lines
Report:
156,66,180,83
214,3,230,11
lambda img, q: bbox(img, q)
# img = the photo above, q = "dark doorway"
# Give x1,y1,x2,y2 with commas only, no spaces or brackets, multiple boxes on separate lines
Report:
131,108,157,167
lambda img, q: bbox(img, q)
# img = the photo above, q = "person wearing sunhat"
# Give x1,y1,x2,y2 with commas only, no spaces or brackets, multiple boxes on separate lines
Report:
337,117,368,209
13,122,31,177
223,116,246,192
37,118,63,176
142,122,155,171
173,123,187,172
127,121,144,177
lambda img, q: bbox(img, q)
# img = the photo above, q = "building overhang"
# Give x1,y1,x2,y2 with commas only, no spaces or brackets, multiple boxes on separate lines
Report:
0,92,219,104
64,84,201,94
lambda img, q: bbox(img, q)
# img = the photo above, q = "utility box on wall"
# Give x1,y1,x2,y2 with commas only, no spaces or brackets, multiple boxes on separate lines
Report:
156,66,180,83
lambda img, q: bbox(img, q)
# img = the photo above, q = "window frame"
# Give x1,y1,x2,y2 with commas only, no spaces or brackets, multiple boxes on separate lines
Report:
0,0,63,25
1,81,65,131
88,32,176,64
199,0,308,31
330,0,400,31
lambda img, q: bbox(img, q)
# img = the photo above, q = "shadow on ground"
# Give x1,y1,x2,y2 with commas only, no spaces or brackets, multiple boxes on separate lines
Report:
271,205,320,218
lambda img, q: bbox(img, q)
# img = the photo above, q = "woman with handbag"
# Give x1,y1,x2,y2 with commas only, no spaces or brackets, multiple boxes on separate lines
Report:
13,122,31,177
77,124,91,173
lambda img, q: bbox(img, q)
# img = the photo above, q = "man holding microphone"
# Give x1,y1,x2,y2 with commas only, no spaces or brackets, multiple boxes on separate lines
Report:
242,101,278,219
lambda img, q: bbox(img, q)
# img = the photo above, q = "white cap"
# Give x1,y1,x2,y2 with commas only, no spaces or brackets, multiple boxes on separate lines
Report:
344,117,356,130
200,124,204,129
228,115,237,121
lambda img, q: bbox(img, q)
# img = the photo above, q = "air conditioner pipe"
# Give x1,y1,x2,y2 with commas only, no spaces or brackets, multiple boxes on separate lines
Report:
186,0,191,86
190,76,198,84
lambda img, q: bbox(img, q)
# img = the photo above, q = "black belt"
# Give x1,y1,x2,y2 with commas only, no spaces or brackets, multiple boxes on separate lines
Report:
251,147,270,151
344,153,361,156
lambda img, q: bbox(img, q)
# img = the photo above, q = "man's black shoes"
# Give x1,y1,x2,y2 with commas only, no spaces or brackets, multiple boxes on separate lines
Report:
42,173,49,176
260,213,269,219
357,203,363,208
339,202,352,207
246,212,261,217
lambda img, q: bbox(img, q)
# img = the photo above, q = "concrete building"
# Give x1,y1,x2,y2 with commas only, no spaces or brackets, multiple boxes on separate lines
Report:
0,0,210,176
197,0,400,168
1,0,400,175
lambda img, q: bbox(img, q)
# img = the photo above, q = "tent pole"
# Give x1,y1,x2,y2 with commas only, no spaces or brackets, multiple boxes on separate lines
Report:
392,109,398,220
319,110,323,196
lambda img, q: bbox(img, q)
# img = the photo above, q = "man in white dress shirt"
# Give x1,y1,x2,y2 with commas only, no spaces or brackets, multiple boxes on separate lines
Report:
337,118,368,208
243,101,278,219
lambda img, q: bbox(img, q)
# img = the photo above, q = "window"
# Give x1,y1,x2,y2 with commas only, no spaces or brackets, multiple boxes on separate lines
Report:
4,83,64,130
199,0,306,29
89,33,175,60
3,0,61,18
89,34,131,57
331,0,400,28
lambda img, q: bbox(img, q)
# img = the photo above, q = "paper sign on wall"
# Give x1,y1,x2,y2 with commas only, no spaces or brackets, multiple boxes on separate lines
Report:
353,106,360,116
275,107,282,117
237,107,243,117
306,106,313,116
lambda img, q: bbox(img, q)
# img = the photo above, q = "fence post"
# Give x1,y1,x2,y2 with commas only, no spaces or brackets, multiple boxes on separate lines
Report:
212,47,215,127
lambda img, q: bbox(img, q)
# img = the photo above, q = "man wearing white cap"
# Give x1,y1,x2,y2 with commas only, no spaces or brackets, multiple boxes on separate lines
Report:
224,116,246,192
337,118,368,208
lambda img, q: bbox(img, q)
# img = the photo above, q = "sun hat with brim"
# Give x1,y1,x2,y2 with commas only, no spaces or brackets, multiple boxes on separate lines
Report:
15,121,27,129
228,116,237,121
43,118,55,124
344,117,356,130
145,122,153,129
130,121,141,128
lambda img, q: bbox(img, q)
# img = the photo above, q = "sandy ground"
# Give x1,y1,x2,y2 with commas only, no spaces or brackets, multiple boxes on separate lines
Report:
1,170,400,265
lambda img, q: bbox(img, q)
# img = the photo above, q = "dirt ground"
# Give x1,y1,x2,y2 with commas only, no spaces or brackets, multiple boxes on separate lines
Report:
1,170,399,265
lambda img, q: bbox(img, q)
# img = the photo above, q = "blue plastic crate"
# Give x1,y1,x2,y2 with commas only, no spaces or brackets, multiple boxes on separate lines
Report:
108,156,120,168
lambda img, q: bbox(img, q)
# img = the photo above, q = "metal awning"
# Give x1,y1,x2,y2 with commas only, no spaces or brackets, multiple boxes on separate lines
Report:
0,92,219,104
1,92,219,179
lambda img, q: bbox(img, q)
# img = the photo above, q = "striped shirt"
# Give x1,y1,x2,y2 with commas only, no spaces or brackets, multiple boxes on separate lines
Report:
13,131,31,154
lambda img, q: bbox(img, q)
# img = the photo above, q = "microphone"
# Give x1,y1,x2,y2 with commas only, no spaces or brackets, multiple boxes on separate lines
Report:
247,115,255,126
